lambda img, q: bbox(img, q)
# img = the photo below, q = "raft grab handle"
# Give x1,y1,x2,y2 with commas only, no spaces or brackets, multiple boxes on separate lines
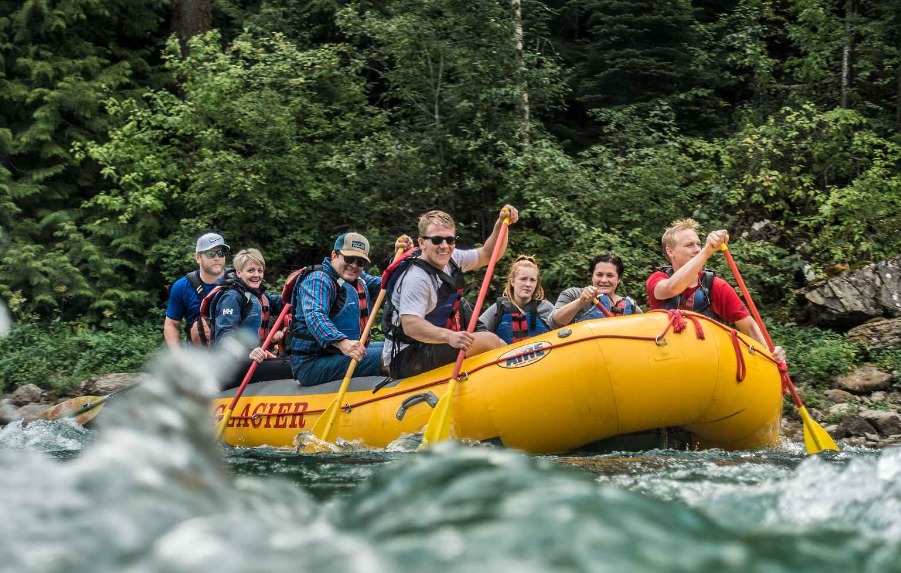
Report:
396,392,439,420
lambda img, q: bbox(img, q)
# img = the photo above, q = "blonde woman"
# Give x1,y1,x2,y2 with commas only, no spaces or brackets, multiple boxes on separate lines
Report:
478,255,554,344
209,248,292,384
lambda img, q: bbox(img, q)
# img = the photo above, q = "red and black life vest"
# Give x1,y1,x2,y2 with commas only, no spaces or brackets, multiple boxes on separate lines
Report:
185,270,212,346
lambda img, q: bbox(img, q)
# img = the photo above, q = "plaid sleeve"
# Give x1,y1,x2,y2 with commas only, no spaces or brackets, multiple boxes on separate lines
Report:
363,271,381,299
299,272,347,346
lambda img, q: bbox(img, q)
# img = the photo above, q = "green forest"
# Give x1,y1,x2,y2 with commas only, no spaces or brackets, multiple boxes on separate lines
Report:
1,0,900,394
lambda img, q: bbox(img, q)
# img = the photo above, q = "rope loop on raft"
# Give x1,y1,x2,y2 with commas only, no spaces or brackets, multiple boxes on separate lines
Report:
730,330,747,382
656,309,746,382
777,362,790,394
656,309,706,342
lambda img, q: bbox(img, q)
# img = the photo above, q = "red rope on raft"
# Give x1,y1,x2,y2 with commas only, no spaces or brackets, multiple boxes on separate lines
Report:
663,309,687,334
777,361,790,394
657,309,705,340
227,311,775,422
731,330,747,382
657,310,742,382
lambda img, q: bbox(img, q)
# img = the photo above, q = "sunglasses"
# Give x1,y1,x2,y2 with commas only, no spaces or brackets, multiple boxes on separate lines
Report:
340,253,368,267
201,249,226,259
421,235,457,246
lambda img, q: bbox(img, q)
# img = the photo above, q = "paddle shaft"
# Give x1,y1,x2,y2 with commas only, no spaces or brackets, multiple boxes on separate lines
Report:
451,218,511,377
591,297,614,318
720,244,838,452
422,218,510,446
308,245,406,446
70,383,139,416
718,246,806,403
215,302,292,439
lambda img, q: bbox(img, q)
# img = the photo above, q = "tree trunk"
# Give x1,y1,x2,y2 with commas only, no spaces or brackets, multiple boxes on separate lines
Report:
840,0,857,109
896,66,901,129
172,0,211,57
512,0,530,147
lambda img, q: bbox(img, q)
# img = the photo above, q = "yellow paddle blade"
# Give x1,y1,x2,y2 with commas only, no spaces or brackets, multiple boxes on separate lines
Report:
38,395,108,426
798,406,840,453
214,407,235,440
303,400,342,453
420,379,457,448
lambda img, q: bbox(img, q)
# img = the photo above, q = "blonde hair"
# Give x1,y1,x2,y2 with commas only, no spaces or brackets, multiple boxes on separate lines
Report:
502,255,545,301
661,218,700,262
233,248,266,272
418,210,456,237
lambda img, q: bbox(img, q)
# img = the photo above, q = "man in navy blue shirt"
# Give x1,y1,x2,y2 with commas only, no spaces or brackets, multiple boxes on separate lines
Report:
164,233,229,351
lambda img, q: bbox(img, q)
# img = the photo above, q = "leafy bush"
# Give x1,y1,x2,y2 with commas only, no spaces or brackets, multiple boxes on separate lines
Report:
0,319,162,397
871,349,901,383
767,321,859,388
704,240,803,307
796,386,833,411
718,103,901,272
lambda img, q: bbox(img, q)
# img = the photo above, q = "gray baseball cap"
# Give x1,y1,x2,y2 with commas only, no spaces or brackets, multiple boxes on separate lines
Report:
195,233,230,253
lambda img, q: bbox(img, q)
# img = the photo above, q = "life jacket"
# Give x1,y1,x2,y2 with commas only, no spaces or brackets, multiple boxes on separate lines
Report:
382,248,471,355
185,270,211,346
493,297,550,343
596,294,641,316
196,270,272,347
282,264,370,355
659,266,722,322
575,299,608,323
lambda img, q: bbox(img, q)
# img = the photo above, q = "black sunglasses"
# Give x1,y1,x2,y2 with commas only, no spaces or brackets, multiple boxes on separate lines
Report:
201,249,226,259
340,253,368,267
421,235,457,246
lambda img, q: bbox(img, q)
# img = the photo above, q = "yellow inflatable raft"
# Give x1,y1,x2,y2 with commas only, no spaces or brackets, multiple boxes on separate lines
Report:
212,310,783,453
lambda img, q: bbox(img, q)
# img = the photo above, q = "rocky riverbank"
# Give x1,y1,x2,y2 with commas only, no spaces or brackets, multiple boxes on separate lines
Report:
780,365,901,449
778,254,901,448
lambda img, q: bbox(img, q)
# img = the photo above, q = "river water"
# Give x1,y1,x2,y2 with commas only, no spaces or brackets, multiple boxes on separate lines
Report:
1,352,899,573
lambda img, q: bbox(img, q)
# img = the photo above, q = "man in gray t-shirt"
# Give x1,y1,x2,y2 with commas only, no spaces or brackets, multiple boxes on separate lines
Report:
383,205,519,378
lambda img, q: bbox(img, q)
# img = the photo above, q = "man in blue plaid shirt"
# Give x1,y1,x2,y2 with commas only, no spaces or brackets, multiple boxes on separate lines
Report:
286,232,411,386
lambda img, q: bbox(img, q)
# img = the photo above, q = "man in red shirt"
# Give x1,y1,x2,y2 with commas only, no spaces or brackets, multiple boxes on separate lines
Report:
647,218,786,362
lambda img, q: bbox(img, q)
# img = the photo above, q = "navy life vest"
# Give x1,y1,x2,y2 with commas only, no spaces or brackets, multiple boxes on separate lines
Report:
198,270,272,346
596,294,641,316
382,249,471,352
493,297,550,343
659,266,722,322
282,264,369,355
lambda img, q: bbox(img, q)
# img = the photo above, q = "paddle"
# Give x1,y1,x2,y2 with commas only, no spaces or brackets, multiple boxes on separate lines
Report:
719,244,839,453
421,217,511,447
37,382,141,426
591,297,614,318
214,302,292,440
304,245,406,452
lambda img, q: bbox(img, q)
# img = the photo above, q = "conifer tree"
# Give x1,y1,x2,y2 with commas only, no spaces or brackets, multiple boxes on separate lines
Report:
0,0,170,320
576,0,724,133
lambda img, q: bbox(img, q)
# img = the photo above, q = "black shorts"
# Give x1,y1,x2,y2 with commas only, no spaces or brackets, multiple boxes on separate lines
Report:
390,343,460,379
221,358,293,391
